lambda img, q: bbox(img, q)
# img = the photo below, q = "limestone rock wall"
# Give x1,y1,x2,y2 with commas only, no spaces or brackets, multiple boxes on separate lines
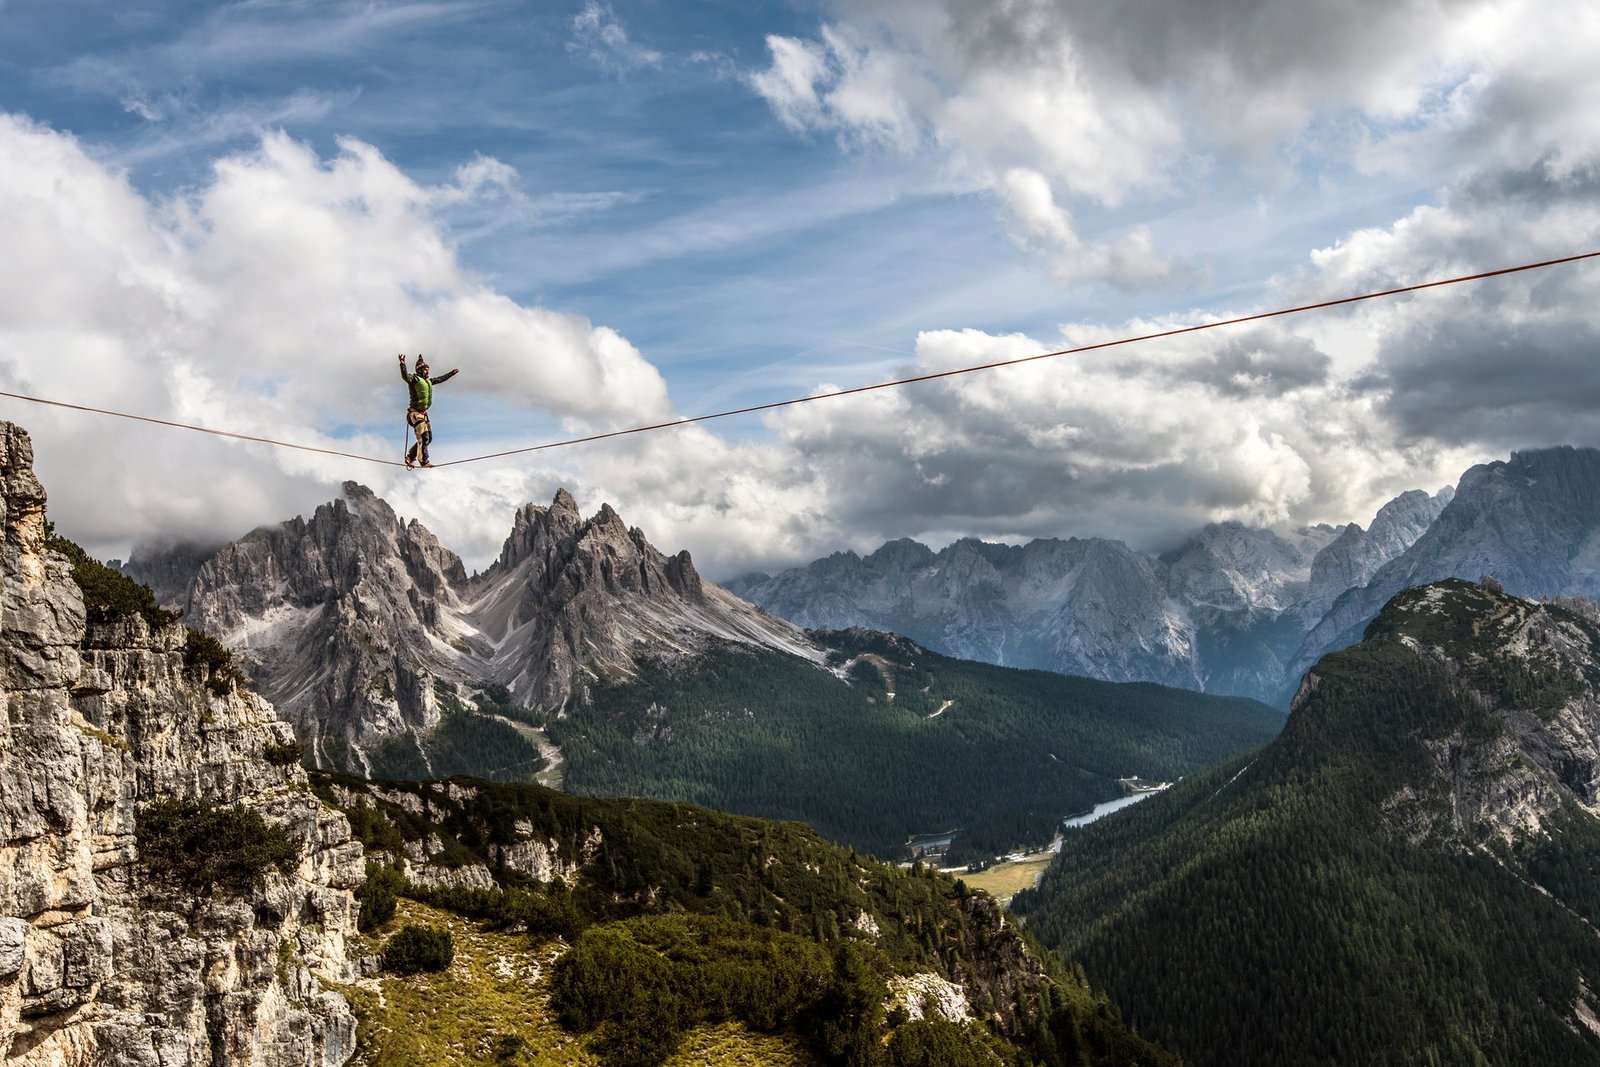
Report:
0,422,361,1066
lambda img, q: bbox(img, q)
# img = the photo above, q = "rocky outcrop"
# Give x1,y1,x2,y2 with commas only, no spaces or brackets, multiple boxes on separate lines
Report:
322,779,601,890
1367,582,1600,845
161,484,815,775
886,972,970,1024
0,422,361,1066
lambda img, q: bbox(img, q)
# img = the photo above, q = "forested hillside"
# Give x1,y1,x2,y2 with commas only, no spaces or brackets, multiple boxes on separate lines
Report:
320,771,1176,1067
1013,580,1600,1066
551,628,1281,861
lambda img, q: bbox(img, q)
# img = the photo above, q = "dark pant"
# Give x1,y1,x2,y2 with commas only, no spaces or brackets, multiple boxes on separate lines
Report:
406,408,432,465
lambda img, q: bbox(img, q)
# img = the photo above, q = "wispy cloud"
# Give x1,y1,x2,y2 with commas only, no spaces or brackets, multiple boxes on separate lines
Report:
46,1,505,96
516,163,944,287
109,89,356,166
434,165,647,246
121,95,162,122
567,1,661,74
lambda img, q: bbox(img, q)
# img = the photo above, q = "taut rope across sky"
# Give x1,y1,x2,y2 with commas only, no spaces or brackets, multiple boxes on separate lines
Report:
2,250,1595,471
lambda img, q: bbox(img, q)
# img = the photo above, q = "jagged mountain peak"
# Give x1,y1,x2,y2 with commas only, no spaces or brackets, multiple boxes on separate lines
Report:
865,536,936,568
339,478,395,522
168,483,807,773
481,489,705,605
1164,520,1338,615
497,495,576,571
1293,485,1455,633
1370,486,1454,539
492,489,650,574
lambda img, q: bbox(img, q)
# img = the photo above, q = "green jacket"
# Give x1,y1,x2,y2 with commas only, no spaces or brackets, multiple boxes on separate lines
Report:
401,365,458,411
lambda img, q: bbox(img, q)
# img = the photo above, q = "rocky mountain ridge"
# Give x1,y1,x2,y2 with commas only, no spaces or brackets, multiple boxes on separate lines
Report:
0,422,362,1065
126,484,816,777
736,448,1600,709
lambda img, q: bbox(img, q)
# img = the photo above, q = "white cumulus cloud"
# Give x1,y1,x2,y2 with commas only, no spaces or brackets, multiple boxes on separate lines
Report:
0,113,669,563
745,0,1592,295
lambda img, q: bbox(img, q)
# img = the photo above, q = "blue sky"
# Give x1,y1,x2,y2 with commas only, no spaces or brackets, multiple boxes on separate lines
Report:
4,0,1600,575
7,1,1040,403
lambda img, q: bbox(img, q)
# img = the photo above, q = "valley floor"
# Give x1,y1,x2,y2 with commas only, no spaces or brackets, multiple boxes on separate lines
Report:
953,850,1056,904
954,785,1172,904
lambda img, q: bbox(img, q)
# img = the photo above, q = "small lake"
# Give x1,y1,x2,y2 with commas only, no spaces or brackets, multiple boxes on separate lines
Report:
1061,789,1161,830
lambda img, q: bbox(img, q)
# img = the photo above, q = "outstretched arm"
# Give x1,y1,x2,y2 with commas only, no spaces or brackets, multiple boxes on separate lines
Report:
397,354,414,384
433,368,460,385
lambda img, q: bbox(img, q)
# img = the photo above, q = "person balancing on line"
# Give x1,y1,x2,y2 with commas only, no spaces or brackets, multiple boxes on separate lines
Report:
398,353,459,469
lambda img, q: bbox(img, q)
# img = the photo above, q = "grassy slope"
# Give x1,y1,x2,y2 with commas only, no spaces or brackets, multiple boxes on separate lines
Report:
345,899,816,1067
957,852,1057,905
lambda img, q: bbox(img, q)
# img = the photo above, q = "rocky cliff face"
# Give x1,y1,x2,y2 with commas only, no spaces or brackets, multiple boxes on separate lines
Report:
0,423,361,1066
160,485,815,775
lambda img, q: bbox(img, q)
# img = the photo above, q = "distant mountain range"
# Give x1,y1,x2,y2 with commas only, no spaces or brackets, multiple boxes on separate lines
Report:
1013,578,1600,1065
729,486,1452,704
731,447,1600,705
